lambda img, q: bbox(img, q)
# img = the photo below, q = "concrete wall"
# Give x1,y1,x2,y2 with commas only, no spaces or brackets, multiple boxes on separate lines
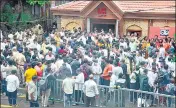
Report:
60,16,84,31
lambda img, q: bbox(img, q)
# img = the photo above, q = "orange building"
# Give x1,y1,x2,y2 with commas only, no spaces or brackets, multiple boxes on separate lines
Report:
51,1,175,39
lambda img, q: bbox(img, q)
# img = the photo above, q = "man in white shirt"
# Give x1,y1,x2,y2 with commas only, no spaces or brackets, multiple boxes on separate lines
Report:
159,44,165,59
129,39,137,52
109,71,118,92
28,75,39,107
74,68,84,104
45,51,55,61
119,39,128,49
1,60,8,95
112,62,123,79
91,59,102,84
55,57,64,72
62,74,75,107
83,74,99,107
6,70,19,106
147,68,157,89
147,67,157,106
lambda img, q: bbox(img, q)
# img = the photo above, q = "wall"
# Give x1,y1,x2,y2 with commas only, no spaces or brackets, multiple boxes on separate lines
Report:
152,19,175,27
123,19,149,36
60,16,84,31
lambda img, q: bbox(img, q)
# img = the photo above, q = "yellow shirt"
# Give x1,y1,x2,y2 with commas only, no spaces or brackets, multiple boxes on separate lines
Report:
41,43,47,55
146,43,150,50
41,64,46,71
24,68,37,83
54,36,60,47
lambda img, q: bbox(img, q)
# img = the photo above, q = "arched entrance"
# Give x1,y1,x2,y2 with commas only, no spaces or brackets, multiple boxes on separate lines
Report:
65,22,80,31
126,25,142,37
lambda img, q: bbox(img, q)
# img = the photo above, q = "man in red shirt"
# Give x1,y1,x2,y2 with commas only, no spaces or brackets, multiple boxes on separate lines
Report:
58,45,67,55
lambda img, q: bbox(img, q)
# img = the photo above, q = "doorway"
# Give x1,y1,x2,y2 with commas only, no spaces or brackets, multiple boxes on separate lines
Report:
92,24,115,33
127,30,142,37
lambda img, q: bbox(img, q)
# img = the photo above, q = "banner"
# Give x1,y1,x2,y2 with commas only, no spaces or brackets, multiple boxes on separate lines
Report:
149,26,175,39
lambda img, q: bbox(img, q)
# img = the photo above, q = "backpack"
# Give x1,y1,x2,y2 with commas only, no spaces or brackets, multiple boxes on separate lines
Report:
134,71,140,89
59,63,71,78
39,74,50,91
141,76,149,91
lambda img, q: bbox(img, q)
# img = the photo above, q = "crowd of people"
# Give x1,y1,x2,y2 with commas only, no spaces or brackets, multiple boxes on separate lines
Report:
0,24,176,107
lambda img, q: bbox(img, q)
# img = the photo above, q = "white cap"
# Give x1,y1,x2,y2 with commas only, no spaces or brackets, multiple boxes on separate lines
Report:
89,74,94,78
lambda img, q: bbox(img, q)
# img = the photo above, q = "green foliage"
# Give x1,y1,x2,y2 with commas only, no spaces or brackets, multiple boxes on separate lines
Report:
0,3,13,22
26,0,49,6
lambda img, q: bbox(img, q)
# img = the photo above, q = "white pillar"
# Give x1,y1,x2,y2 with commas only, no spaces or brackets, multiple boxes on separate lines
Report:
116,20,119,38
87,18,90,33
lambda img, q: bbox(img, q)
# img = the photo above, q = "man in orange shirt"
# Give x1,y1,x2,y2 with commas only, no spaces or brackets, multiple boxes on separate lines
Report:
101,59,113,86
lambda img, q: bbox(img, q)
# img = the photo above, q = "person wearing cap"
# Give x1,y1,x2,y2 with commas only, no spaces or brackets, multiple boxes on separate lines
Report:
83,74,99,107
6,70,20,107
28,75,39,107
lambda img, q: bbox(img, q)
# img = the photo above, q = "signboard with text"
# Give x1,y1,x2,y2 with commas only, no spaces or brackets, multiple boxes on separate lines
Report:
149,26,175,39
97,7,106,17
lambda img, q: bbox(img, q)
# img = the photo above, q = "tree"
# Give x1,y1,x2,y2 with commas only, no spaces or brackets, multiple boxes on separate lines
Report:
26,0,49,6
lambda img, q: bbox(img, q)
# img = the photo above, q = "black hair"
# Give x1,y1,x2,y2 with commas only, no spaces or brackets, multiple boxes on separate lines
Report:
118,73,123,79
32,75,38,81
160,44,163,47
143,69,148,74
8,59,13,65
11,70,17,74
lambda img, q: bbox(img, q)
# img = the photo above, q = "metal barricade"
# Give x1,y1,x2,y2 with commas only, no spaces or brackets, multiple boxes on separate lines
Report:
2,79,175,107
51,80,176,107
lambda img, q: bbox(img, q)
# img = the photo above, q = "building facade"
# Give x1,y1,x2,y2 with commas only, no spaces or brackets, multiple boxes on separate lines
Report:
51,1,175,38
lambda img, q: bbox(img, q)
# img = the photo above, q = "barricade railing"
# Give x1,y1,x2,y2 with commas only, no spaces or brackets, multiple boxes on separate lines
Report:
44,79,175,107
1,79,175,107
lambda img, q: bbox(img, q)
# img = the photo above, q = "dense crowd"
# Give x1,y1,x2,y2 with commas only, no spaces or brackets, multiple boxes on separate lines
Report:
0,24,176,107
